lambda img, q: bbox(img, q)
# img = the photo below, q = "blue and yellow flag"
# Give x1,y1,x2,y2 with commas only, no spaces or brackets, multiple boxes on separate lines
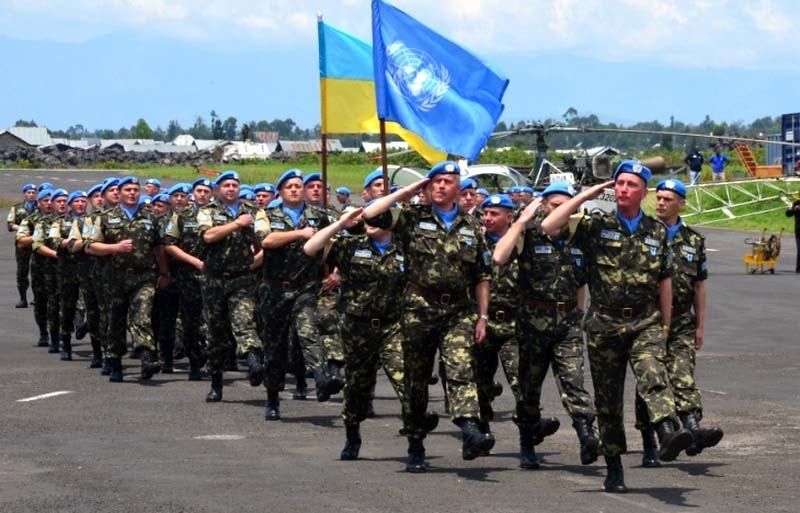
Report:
318,20,447,164
371,0,508,161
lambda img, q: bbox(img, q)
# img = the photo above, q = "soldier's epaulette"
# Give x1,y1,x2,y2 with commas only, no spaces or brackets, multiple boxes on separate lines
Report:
681,223,704,240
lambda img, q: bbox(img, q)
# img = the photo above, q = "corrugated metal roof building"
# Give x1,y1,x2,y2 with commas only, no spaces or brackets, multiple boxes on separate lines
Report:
6,127,52,147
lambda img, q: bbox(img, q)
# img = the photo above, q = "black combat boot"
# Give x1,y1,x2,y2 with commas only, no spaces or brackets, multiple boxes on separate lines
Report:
140,349,162,380
108,358,124,383
59,335,72,361
89,338,103,368
206,372,223,402
245,351,264,387
226,346,239,372
48,332,60,354
406,438,427,473
160,340,174,374
293,374,308,400
423,411,439,433
314,369,332,402
518,424,539,470
532,416,561,445
264,390,280,420
187,358,202,381
16,287,28,308
75,321,88,340
326,360,345,395
680,412,724,456
573,416,600,465
36,329,49,347
340,423,362,460
640,428,661,467
603,455,627,493
458,418,495,461
656,418,692,462
101,357,112,376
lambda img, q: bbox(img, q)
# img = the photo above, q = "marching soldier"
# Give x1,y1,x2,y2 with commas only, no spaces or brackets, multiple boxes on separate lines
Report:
17,187,53,345
7,183,38,308
32,188,67,354
541,161,693,493
95,178,121,375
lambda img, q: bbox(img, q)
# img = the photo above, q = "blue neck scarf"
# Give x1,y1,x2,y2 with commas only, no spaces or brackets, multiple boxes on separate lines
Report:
24,200,36,210
370,237,392,256
432,204,458,231
666,218,683,242
119,204,138,220
282,204,305,226
616,209,643,234
485,232,501,243
226,201,240,218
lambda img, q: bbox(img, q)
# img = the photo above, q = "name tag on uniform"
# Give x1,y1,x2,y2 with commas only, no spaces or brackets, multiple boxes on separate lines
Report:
307,219,318,227
395,254,404,262
108,217,122,225
212,215,228,223
534,245,553,254
354,249,373,259
270,221,286,230
458,227,475,236
418,221,437,232
681,245,696,254
600,229,621,241
570,248,583,255
644,237,661,247
63,220,72,228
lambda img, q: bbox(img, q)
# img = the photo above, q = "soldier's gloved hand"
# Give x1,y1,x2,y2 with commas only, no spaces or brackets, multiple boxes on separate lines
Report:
116,239,134,253
236,213,253,228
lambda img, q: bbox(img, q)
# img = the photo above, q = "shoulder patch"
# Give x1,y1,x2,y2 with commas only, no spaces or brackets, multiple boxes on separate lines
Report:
600,229,621,241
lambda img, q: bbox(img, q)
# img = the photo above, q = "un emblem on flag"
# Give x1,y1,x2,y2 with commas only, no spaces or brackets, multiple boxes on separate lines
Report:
386,42,450,112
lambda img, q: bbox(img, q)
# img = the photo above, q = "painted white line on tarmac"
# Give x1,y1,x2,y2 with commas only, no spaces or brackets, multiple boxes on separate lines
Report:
16,390,73,402
707,248,720,252
560,475,671,513
701,389,728,395
193,434,245,441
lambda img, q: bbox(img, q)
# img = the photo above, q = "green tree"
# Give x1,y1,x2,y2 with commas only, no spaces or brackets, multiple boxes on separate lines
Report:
222,116,237,140
14,119,37,127
131,118,153,139
165,120,182,141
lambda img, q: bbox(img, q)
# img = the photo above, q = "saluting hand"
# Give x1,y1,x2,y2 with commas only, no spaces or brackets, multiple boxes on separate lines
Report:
582,180,614,200
339,207,364,229
116,239,133,253
517,197,543,224
398,178,431,202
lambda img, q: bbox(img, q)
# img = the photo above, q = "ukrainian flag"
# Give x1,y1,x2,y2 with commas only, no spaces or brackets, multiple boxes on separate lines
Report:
318,20,447,164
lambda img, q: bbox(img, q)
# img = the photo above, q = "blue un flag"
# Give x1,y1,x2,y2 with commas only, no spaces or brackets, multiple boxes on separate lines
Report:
371,0,509,161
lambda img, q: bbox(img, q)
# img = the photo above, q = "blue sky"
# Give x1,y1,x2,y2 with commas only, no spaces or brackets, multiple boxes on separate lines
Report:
1,0,799,132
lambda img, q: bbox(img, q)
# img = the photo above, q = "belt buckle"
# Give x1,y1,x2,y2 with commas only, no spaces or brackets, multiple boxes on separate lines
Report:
556,301,566,312
440,293,451,304
281,281,291,289
495,310,505,321
622,307,633,318
370,318,381,329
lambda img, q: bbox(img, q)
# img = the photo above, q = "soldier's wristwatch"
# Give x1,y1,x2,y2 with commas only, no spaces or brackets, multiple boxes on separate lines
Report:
479,314,489,321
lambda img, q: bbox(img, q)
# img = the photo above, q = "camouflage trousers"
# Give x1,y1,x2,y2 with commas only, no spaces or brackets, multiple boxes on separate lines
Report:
175,269,207,365
635,311,703,429
107,272,157,359
402,293,480,439
261,286,325,392
153,282,179,358
58,263,81,339
318,293,344,363
15,245,31,292
340,315,407,426
43,264,60,339
79,264,102,355
516,306,594,426
30,258,48,334
475,314,520,423
95,263,111,356
585,308,677,457
202,273,260,374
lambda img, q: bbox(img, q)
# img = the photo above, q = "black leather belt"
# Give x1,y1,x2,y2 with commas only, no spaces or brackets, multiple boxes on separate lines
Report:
523,297,578,313
594,303,650,319
408,284,468,306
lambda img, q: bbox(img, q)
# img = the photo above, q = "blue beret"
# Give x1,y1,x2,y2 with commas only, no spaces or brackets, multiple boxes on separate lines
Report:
139,195,152,205
101,178,120,194
38,182,53,192
303,172,322,185
51,188,68,200
363,169,384,188
23,183,36,192
152,193,170,205
460,178,477,191
168,183,191,196
476,188,490,197
533,191,543,198
253,183,268,194
522,186,534,194
192,177,213,190
215,170,240,186
67,191,87,204
510,186,523,194
656,178,687,198
481,194,514,210
263,183,276,193
118,176,140,188
277,168,304,190
144,178,161,187
87,184,103,197
267,198,283,209
614,160,651,184
541,182,575,199
336,186,351,196
36,189,53,201
239,189,256,201
427,161,460,179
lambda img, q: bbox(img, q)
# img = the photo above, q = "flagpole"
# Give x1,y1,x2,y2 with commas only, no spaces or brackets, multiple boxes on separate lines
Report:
379,118,389,196
321,133,329,209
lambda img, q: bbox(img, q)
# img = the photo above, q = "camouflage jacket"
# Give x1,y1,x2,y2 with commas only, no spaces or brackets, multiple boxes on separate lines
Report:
485,234,519,313
368,204,492,293
197,201,268,276
517,210,586,302
326,234,405,319
669,221,707,310
45,213,85,266
31,213,60,269
162,205,205,260
571,211,671,309
15,210,43,243
88,204,163,273
262,203,330,284
7,201,35,231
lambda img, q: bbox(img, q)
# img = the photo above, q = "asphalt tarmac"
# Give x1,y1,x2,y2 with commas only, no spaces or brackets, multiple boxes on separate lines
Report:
1,169,799,513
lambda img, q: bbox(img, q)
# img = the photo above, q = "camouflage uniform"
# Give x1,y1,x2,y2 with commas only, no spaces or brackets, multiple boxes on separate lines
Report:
17,211,48,339
31,214,61,346
45,213,85,351
87,205,163,359
475,234,520,423
163,206,209,369
196,202,267,374
326,234,408,426
261,205,330,394
152,212,180,367
8,201,35,300
635,222,707,427
68,215,103,362
515,212,594,426
368,204,491,438
572,211,676,457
